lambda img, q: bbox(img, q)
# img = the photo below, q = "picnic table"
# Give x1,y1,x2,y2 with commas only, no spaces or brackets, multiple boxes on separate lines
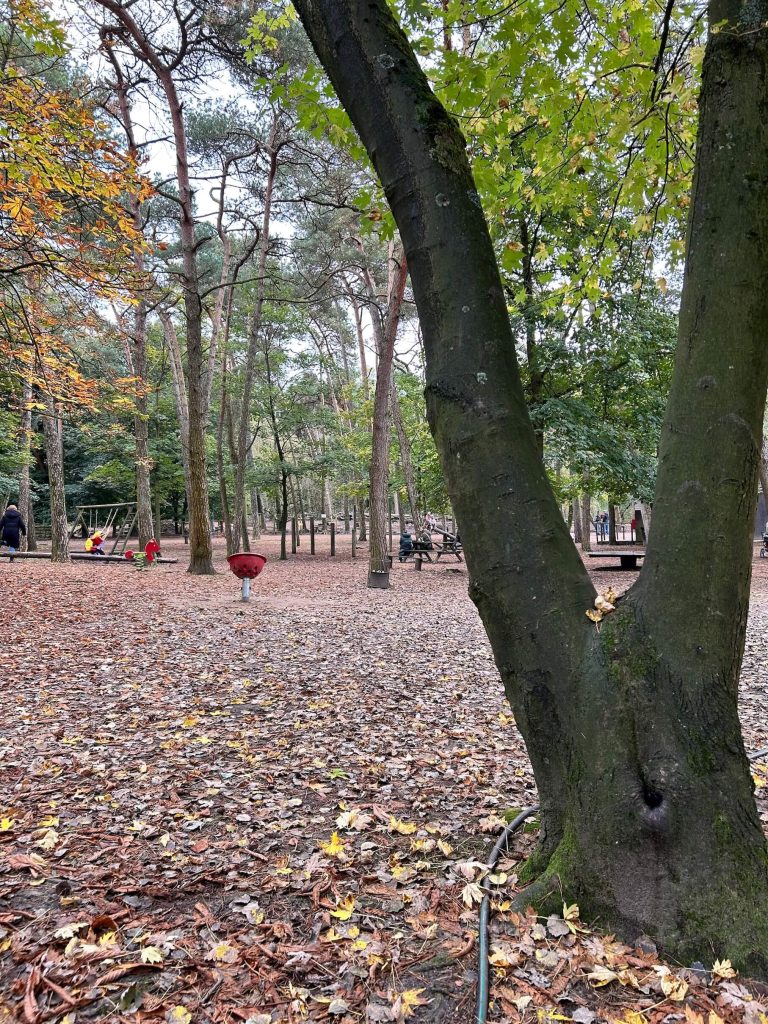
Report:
398,532,463,566
586,549,645,570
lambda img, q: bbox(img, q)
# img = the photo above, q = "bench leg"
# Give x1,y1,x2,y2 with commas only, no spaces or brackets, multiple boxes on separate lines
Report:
619,556,638,570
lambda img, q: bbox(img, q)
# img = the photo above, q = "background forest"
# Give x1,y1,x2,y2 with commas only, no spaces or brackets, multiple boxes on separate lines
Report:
1,0,701,575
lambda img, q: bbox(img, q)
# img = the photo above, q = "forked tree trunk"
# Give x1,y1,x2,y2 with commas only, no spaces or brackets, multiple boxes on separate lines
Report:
294,0,768,971
42,397,69,563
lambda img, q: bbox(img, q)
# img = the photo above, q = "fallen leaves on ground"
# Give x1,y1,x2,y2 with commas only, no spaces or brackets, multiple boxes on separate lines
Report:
1,536,768,1023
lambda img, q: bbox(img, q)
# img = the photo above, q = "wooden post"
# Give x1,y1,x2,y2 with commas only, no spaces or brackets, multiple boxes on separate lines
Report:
352,505,357,559
388,495,394,552
310,517,315,554
291,517,297,554
330,522,336,556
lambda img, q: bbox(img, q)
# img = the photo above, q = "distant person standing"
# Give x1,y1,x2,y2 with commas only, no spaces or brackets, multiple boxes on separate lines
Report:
0,503,26,562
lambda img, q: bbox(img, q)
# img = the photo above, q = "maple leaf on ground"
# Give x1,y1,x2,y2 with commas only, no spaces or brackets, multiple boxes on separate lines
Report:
388,817,417,835
391,988,430,1020
712,959,737,979
335,808,372,831
588,965,619,987
140,946,164,964
329,895,355,920
655,966,689,1001
166,1008,191,1024
320,832,349,860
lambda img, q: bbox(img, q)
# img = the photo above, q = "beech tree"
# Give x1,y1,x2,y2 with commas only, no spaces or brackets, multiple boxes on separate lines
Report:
292,0,768,973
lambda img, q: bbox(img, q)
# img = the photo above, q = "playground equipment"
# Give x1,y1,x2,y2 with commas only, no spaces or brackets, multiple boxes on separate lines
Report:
68,502,137,555
227,552,266,601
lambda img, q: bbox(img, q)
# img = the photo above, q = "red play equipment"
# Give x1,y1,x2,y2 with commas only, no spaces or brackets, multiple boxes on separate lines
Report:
227,552,267,601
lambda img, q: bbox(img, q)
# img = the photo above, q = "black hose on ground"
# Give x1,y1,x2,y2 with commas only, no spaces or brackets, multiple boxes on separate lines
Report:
477,744,767,1022
476,806,540,1024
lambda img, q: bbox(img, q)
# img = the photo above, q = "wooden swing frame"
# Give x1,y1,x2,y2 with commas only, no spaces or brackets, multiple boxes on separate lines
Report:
68,502,138,555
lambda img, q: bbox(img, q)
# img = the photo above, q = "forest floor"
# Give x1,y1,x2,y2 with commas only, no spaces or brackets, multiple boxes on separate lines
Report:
2,534,768,1024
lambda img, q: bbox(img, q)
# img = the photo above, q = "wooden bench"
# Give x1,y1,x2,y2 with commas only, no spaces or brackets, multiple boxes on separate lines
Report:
586,549,645,570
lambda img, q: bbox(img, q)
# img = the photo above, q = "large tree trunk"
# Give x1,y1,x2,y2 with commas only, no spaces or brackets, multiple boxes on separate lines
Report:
42,396,69,563
294,0,768,971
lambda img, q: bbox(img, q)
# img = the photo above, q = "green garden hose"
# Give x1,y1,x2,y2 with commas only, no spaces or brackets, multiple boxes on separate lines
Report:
476,806,540,1024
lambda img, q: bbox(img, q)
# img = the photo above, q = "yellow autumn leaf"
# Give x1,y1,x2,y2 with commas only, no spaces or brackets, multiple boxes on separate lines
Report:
166,1007,191,1024
38,815,59,828
393,988,430,1018
588,965,618,987
615,1012,646,1024
54,922,88,940
335,808,372,831
141,946,164,964
655,966,688,1001
461,882,484,907
320,831,348,860
389,817,417,835
37,828,58,851
712,958,737,979
0,818,14,831
330,895,355,921
208,941,237,962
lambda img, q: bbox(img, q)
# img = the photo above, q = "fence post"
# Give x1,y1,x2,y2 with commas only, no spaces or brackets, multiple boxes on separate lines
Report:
310,517,315,555
291,517,297,554
330,522,336,556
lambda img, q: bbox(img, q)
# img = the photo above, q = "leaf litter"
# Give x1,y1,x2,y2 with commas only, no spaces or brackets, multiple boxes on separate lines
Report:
1,535,768,1024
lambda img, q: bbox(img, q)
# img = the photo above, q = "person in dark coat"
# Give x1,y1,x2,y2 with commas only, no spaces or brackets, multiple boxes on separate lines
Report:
0,503,26,562
398,530,413,562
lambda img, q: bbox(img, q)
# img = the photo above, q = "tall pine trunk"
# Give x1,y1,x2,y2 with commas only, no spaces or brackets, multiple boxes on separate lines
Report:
18,383,34,552
368,247,408,588
42,396,69,563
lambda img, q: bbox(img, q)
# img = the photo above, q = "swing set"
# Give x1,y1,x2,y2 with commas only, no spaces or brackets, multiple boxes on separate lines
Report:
68,502,137,555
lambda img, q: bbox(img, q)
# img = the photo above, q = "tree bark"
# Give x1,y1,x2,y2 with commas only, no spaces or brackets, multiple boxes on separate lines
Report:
104,50,154,550
572,495,582,544
42,396,69,563
233,128,278,552
368,245,408,588
391,381,421,532
96,0,213,574
18,383,34,552
294,0,768,971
